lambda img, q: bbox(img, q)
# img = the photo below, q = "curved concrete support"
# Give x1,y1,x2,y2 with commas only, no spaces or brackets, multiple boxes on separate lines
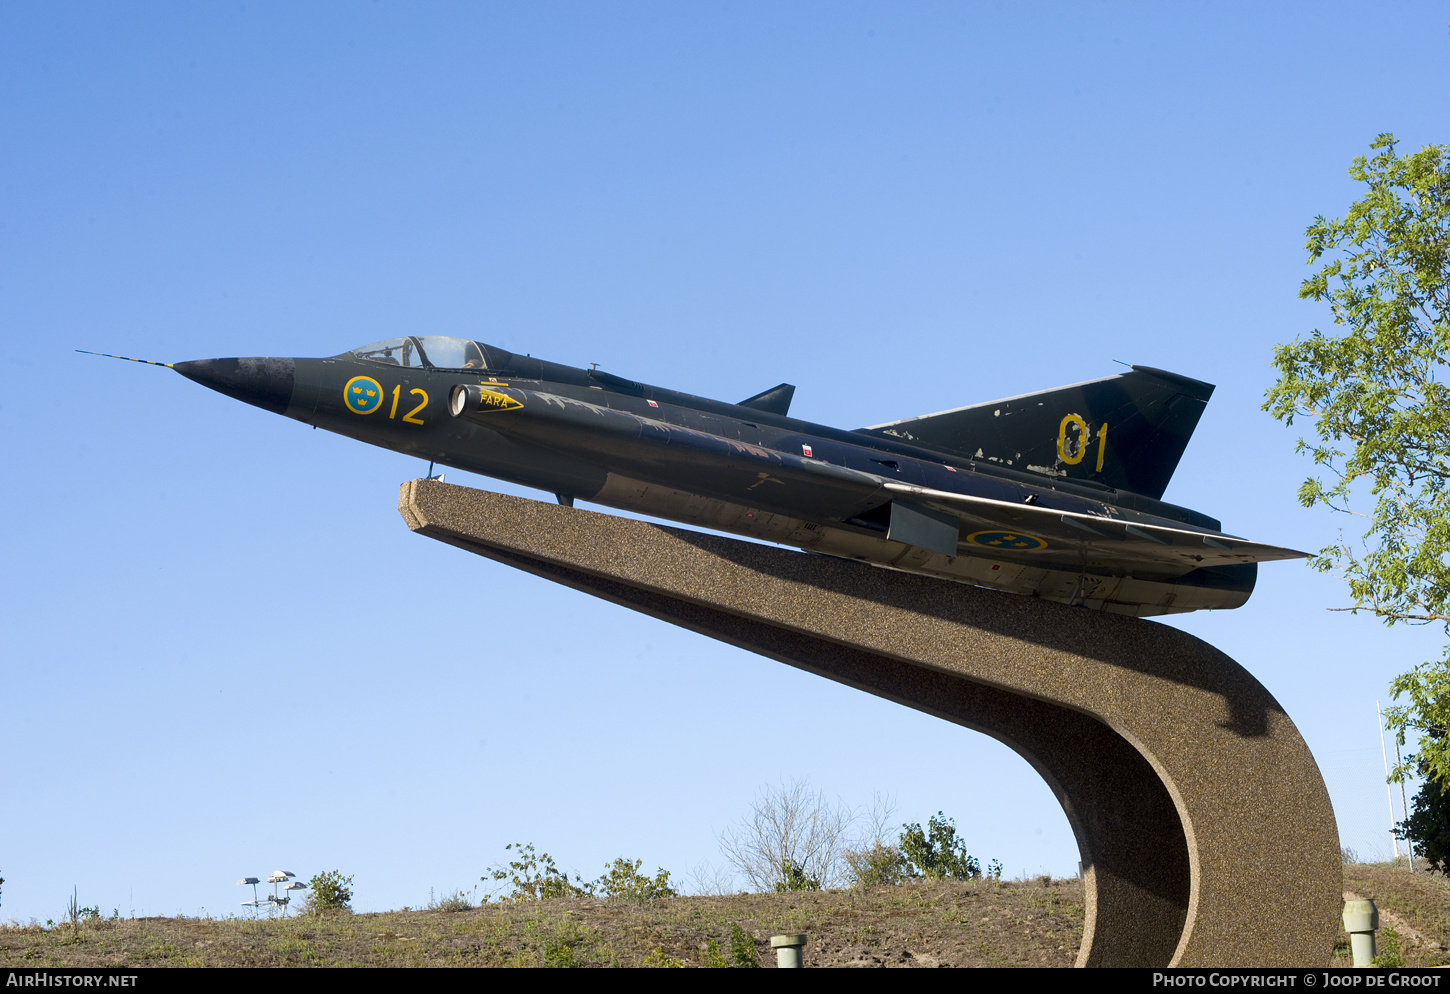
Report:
399,480,1339,967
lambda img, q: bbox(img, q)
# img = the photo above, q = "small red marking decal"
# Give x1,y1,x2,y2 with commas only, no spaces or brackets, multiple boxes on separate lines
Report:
647,399,658,407
945,465,957,472
991,565,1000,571
802,444,813,457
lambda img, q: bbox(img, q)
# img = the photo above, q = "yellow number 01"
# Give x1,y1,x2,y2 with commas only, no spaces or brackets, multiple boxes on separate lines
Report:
1058,414,1107,471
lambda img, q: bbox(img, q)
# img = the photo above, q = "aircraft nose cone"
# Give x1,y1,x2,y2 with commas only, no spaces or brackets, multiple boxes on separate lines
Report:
174,357,295,415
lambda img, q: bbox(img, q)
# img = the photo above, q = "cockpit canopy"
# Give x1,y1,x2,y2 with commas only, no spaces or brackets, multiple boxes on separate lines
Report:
350,336,492,370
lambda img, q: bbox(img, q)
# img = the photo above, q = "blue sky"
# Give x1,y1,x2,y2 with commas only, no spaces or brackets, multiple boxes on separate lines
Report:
3,2,1448,922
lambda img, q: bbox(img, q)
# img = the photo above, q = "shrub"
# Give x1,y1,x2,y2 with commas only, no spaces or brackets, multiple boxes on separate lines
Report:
306,870,354,914
773,858,821,892
486,845,680,903
842,792,909,889
1399,773,1450,873
64,889,100,927
899,812,981,880
729,923,758,968
526,914,590,967
540,929,577,968
1373,924,1405,968
594,858,676,903
486,843,589,901
844,841,910,889
427,888,474,912
641,946,685,967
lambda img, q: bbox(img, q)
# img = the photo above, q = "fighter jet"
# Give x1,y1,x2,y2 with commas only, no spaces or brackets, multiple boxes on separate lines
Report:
94,335,1305,617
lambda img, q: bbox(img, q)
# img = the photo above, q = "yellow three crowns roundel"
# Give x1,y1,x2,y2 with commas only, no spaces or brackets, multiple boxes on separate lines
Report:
965,530,1048,551
343,375,384,415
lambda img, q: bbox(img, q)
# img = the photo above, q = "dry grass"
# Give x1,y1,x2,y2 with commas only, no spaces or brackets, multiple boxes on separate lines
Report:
0,877,1083,968
25,864,1450,968
1338,862,1450,968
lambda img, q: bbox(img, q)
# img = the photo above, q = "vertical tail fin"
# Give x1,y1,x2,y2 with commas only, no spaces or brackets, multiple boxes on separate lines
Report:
857,366,1213,499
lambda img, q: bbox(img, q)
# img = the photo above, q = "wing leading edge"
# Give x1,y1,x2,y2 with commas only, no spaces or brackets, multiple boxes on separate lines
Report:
882,481,1308,576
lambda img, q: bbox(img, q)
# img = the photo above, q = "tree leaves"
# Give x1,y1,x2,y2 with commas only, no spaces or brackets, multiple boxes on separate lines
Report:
898,812,981,880
1266,134,1450,784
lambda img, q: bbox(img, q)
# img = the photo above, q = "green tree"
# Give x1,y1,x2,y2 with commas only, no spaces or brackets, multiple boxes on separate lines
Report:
898,811,981,880
305,870,353,914
485,842,590,901
1264,134,1450,784
593,857,677,903
1401,752,1450,871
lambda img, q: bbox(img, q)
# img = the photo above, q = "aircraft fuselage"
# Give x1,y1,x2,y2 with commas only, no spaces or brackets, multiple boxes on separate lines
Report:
168,337,1301,617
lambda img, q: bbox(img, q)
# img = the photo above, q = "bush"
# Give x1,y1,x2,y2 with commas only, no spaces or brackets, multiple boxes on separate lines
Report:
844,841,910,889
842,792,909,889
729,923,758,968
899,812,981,880
427,888,474,912
594,858,677,903
1373,924,1405,968
772,858,821,892
1399,774,1450,873
306,870,354,914
641,946,686,968
486,843,589,901
486,845,681,903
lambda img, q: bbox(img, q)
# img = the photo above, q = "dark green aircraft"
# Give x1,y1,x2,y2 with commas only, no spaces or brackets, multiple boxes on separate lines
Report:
93,335,1305,616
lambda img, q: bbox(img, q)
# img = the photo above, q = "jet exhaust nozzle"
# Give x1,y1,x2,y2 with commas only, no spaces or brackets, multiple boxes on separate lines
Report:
449,383,524,418
174,357,296,415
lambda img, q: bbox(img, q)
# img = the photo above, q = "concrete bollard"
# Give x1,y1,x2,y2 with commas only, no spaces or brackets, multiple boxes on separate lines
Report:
771,933,807,968
1342,899,1378,967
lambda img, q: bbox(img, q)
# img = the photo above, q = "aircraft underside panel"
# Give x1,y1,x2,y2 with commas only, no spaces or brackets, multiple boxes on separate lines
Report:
591,474,1252,616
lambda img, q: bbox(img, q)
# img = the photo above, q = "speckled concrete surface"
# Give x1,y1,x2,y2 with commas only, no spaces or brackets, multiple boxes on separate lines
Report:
400,479,1340,968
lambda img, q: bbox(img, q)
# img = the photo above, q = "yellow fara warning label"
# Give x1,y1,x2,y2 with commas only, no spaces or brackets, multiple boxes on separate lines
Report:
477,388,524,412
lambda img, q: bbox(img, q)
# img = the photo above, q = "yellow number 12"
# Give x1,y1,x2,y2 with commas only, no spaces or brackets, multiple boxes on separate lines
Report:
389,385,428,424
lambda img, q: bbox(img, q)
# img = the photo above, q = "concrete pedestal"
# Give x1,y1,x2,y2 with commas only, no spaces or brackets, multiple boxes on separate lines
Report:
399,479,1339,967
